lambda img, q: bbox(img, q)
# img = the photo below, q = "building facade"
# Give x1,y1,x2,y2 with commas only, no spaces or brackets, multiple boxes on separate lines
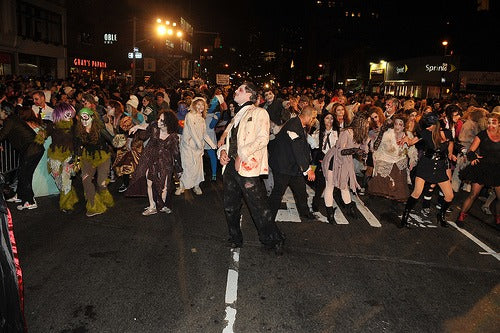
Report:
0,0,67,79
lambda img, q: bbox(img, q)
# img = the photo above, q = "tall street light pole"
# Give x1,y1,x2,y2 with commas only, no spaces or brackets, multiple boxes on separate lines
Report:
442,40,448,56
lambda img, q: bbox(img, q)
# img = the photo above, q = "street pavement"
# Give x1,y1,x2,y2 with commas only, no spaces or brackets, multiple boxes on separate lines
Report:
8,175,500,333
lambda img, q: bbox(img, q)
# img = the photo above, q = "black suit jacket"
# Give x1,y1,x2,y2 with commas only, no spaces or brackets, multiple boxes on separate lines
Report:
269,117,311,176
260,98,285,126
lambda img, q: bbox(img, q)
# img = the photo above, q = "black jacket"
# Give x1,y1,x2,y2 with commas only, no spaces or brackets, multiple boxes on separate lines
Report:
260,98,286,126
269,117,311,176
0,114,37,153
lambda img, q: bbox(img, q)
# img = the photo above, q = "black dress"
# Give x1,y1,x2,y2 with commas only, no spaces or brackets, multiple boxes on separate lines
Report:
460,130,500,187
415,129,450,184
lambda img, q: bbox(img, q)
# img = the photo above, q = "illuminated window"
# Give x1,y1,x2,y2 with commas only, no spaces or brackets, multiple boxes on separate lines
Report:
358,12,361,17
345,11,349,16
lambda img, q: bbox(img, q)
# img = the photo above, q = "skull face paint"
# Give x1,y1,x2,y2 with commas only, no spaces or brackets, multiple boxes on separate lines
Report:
63,110,74,121
81,113,93,127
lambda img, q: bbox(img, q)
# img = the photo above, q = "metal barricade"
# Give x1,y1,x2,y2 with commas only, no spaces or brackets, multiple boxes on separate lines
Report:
0,140,19,174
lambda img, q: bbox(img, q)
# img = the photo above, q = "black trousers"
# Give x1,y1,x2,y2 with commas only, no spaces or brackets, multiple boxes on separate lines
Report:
269,171,310,220
17,143,44,204
312,165,325,209
223,159,283,246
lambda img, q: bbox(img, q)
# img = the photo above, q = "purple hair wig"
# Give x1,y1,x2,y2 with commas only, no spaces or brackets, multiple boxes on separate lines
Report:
52,102,76,123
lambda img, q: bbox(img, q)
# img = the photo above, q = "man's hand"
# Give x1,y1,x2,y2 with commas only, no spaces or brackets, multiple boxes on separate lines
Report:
219,149,230,166
307,168,316,182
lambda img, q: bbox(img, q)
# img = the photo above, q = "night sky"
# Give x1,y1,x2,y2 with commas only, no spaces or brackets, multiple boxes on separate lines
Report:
123,0,498,69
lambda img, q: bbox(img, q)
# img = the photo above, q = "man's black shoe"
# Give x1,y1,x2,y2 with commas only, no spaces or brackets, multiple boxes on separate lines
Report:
227,238,242,248
300,212,316,222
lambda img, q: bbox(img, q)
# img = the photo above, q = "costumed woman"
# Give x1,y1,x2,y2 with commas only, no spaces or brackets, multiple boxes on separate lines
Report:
364,106,386,191
176,97,216,195
322,111,370,219
45,102,79,212
400,112,454,228
75,107,114,217
457,112,500,227
112,114,144,194
311,112,338,223
367,114,418,202
127,111,182,216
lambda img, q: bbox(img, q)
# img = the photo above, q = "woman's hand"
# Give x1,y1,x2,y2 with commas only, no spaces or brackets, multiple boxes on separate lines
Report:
129,125,138,135
471,155,482,166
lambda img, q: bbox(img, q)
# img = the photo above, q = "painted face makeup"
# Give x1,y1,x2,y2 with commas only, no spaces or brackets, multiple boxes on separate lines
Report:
81,113,92,127
394,119,405,133
487,117,498,131
63,110,73,121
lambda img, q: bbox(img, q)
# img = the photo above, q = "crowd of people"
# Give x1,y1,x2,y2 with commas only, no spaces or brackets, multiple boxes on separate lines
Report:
1,75,499,254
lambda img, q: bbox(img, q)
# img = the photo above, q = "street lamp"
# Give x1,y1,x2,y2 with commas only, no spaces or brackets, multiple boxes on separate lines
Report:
442,40,448,56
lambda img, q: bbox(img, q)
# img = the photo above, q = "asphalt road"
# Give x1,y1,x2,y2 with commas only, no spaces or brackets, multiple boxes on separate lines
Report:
8,175,500,333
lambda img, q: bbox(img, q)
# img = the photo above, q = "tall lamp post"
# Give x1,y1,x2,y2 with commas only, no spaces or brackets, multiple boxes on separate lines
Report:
442,40,448,56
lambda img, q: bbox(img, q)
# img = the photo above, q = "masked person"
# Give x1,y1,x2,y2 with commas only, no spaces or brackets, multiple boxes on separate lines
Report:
127,111,182,216
75,108,114,217
45,103,79,212
218,82,285,254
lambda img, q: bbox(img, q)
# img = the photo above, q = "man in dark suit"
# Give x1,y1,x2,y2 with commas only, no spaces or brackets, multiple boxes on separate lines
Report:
268,106,316,222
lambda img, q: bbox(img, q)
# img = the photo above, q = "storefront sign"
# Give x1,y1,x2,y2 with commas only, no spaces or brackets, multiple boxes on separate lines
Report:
72,58,107,68
425,63,456,73
386,56,459,84
104,33,117,44
396,64,408,74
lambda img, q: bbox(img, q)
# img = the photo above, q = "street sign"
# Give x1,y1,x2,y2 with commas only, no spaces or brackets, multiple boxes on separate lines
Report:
216,74,230,85
128,50,142,59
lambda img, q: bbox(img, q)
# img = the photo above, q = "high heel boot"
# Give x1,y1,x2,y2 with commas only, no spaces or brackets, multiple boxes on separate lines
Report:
326,206,336,224
437,200,451,227
400,196,418,228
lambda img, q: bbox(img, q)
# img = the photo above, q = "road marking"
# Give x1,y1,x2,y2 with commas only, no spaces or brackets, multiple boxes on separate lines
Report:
277,187,383,226
408,213,438,228
448,221,500,262
223,248,240,333
352,195,382,227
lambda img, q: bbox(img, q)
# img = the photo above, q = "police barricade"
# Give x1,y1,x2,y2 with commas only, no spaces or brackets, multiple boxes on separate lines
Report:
0,140,19,174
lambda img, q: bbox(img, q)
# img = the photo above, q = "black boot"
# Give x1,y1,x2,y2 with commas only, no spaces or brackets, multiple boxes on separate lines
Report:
311,198,320,212
437,200,451,227
401,196,418,228
346,202,361,219
326,206,336,224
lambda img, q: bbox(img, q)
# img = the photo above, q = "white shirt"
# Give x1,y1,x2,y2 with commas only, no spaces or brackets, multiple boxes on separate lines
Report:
32,104,54,122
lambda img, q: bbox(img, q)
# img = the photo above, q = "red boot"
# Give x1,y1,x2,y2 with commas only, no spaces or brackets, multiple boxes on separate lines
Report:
456,212,467,228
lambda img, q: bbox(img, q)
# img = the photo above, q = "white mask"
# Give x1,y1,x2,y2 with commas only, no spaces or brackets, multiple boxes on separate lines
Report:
81,113,93,127
63,110,73,121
